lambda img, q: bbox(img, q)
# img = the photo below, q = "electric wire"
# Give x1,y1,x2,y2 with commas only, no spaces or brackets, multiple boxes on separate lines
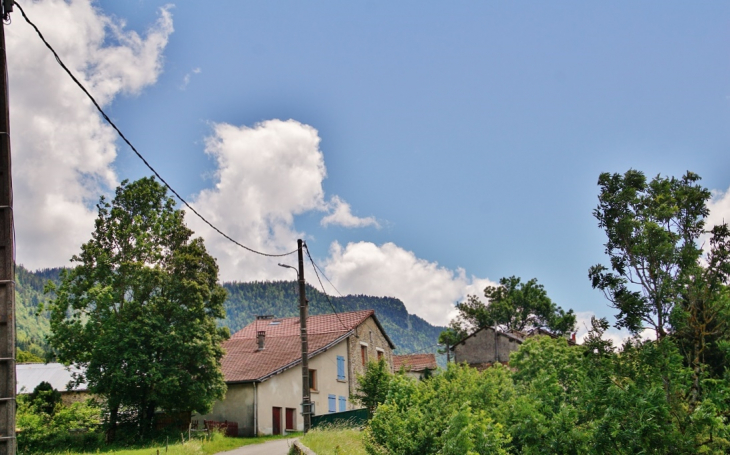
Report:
309,255,345,298
303,242,349,330
14,1,296,259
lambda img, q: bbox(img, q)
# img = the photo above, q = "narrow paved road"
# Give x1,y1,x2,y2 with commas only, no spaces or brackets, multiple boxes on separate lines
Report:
217,438,297,455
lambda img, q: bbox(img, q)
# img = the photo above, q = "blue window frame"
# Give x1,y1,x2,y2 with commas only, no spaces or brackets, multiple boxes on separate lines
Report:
337,355,345,380
338,396,346,412
328,394,336,413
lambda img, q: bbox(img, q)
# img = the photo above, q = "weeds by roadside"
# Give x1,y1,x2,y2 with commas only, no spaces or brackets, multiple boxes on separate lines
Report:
296,424,365,455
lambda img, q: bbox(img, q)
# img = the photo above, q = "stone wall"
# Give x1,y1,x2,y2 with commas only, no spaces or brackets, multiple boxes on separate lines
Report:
453,327,522,366
347,316,394,399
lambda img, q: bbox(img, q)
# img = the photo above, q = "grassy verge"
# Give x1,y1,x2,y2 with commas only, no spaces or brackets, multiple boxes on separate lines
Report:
21,432,299,455
297,426,365,455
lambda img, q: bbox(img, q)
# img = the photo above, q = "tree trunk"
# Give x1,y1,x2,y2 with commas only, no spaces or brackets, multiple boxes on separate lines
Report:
106,404,119,443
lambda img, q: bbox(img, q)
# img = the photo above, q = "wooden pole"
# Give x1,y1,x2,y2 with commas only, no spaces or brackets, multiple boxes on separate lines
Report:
297,239,312,433
0,4,15,455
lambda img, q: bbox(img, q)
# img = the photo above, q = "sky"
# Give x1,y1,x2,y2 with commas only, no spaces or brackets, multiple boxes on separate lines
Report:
6,0,730,341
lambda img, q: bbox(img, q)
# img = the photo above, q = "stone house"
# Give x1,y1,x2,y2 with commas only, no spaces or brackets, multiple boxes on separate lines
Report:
196,309,395,436
393,353,438,380
451,327,524,370
16,362,89,405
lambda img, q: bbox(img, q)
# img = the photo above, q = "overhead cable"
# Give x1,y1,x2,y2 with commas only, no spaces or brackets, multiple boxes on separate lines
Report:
303,243,349,330
14,1,296,259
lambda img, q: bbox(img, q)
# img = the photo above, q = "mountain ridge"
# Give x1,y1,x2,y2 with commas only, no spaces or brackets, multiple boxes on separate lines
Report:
15,266,445,358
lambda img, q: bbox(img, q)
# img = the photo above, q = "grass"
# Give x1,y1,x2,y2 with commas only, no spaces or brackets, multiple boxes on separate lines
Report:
24,431,299,455
297,425,366,455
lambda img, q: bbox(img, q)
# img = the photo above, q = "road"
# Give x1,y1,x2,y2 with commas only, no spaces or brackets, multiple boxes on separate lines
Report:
218,438,298,455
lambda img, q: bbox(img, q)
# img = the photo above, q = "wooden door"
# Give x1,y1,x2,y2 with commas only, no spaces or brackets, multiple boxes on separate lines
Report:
285,408,295,431
272,407,282,435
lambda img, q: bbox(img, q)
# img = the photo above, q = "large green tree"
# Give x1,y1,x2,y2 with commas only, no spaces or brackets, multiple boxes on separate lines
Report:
588,170,711,338
589,170,730,406
454,276,576,336
47,177,229,441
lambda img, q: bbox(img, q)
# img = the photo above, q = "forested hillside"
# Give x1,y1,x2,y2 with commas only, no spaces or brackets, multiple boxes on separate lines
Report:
15,265,62,357
15,268,445,358
222,281,444,355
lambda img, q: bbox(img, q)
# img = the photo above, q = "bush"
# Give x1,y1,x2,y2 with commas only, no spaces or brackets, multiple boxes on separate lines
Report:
16,389,103,454
364,363,513,455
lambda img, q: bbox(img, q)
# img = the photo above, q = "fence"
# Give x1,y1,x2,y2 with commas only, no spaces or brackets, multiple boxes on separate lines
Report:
311,408,368,429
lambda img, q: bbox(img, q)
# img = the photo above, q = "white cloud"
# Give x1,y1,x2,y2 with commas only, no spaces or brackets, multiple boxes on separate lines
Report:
323,241,497,326
707,185,730,230
188,119,327,281
321,196,379,228
7,0,173,269
179,67,201,90
187,120,495,326
574,311,655,348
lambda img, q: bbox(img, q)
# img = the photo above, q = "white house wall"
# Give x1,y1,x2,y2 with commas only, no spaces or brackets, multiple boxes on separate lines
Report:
257,338,351,435
195,383,255,436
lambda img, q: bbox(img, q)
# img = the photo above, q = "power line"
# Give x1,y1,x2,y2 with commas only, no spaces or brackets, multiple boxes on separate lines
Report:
14,1,296,259
303,242,348,330
309,255,345,298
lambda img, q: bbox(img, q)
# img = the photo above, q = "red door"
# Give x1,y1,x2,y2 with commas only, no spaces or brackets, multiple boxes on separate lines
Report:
285,408,295,431
272,407,282,435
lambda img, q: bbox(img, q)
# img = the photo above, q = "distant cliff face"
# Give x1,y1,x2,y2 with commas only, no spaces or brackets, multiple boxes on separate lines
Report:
16,269,445,359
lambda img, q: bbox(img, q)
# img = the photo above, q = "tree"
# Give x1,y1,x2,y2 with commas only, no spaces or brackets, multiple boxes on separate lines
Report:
588,170,711,338
454,276,575,335
438,320,467,361
29,381,61,416
351,358,393,417
46,177,229,441
589,169,730,407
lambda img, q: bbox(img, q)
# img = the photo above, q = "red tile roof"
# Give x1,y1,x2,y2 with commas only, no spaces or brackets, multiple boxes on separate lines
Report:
223,310,377,383
393,353,437,372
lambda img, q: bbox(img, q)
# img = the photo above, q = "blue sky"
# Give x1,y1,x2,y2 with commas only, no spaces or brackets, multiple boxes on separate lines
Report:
7,1,730,334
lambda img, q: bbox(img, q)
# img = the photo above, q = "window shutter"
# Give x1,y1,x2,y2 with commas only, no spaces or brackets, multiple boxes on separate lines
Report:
337,355,345,380
328,394,336,413
338,396,346,412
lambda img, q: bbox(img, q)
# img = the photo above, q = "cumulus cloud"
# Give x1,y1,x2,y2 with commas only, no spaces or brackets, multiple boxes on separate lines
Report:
707,185,730,230
323,241,497,326
574,311,656,349
6,0,173,269
187,119,495,325
188,119,327,281
321,196,379,228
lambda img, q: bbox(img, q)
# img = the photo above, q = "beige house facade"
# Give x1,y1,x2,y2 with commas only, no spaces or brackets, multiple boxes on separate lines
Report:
196,310,395,436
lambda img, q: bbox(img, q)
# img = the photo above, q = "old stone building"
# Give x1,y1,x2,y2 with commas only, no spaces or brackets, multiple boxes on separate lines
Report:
451,327,523,370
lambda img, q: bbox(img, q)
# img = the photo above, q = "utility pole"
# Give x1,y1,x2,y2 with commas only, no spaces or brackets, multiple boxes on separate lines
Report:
297,239,312,433
0,2,15,455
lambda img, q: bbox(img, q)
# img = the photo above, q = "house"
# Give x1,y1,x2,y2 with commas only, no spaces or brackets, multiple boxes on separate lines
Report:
16,362,88,405
393,353,437,380
451,327,524,370
196,309,395,436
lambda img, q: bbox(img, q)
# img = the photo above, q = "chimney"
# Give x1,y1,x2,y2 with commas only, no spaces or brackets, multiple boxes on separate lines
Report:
257,331,266,350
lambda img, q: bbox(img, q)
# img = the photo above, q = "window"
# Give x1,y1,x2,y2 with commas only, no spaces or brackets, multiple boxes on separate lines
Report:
337,355,345,381
309,369,317,391
361,345,368,366
338,396,346,412
377,350,384,361
328,394,336,413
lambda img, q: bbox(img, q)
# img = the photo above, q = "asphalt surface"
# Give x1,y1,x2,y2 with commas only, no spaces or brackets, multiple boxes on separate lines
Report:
217,438,298,455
